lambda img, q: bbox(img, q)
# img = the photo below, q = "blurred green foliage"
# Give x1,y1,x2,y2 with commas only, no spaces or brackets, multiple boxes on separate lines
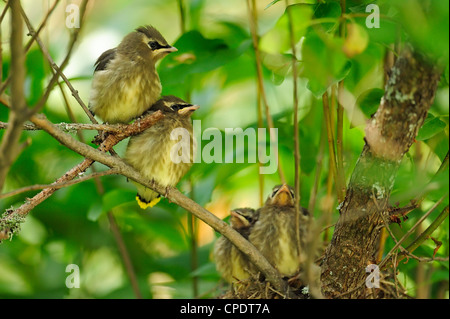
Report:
0,0,448,299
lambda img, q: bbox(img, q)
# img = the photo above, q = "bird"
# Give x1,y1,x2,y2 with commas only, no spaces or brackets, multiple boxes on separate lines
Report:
248,184,310,277
124,95,199,209
89,25,177,124
214,208,259,283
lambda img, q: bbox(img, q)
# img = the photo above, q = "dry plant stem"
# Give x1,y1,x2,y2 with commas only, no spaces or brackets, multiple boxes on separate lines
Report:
379,196,444,269
107,211,143,299
322,91,339,198
0,0,27,191
3,112,292,297
308,123,326,214
285,0,302,253
0,169,119,199
0,121,127,133
257,85,265,206
336,83,346,198
19,0,92,119
337,0,346,189
388,202,449,267
247,0,286,184
0,0,60,96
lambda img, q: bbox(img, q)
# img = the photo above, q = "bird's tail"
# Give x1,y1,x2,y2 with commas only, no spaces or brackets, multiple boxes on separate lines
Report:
136,193,161,209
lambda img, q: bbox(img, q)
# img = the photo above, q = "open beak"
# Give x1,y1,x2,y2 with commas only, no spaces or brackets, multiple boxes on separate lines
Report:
272,184,294,207
178,104,200,116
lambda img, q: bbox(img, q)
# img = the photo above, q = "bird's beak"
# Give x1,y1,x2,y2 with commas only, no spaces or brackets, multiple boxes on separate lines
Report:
230,210,250,228
272,184,294,207
178,105,200,116
161,46,178,53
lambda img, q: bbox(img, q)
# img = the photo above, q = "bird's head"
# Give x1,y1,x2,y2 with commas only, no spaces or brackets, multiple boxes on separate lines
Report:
151,95,199,118
230,208,259,230
119,25,177,62
267,184,295,207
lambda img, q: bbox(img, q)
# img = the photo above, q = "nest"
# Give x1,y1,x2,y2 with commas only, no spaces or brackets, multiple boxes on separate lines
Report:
217,273,311,299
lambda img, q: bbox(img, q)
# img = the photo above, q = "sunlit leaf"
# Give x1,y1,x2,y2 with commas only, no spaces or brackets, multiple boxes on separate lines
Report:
416,113,447,141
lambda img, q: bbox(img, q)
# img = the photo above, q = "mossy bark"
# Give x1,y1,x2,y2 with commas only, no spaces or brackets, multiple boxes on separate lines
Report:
320,49,442,299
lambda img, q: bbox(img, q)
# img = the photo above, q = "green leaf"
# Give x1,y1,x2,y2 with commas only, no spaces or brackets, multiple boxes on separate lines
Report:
416,114,447,141
312,1,341,32
101,189,136,213
261,52,293,85
260,4,314,54
301,31,352,97
87,200,103,221
356,88,384,117
265,0,281,10
159,31,251,88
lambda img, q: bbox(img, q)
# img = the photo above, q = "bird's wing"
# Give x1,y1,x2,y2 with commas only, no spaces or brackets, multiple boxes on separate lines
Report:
94,48,117,72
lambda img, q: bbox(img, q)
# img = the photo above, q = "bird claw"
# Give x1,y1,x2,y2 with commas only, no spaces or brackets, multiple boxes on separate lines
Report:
92,130,109,145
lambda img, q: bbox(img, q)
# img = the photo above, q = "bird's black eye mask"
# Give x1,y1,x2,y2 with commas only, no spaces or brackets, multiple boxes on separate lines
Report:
148,41,171,51
169,103,192,112
270,186,295,200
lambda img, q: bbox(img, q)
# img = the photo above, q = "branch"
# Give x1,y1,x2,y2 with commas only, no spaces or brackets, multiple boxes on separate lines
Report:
400,204,449,263
0,0,27,191
1,110,163,217
0,169,119,199
0,121,130,133
246,0,286,184
1,111,292,297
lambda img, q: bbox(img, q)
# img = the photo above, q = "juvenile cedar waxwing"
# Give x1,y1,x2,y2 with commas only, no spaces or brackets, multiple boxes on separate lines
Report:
89,25,177,124
249,184,309,277
214,208,259,282
124,96,199,209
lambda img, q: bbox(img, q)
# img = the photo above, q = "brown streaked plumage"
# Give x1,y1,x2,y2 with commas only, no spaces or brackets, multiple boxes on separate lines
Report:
214,208,259,283
249,184,309,277
124,96,198,209
89,25,177,124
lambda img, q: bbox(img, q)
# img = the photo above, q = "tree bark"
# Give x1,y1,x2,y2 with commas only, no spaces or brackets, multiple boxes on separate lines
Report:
320,48,442,299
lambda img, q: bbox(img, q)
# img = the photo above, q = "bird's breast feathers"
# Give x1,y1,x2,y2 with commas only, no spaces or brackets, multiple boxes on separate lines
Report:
90,57,161,123
126,128,194,187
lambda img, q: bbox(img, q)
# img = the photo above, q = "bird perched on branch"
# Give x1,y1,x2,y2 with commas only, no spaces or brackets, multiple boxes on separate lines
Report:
124,96,199,209
89,25,177,124
214,208,259,283
249,184,309,277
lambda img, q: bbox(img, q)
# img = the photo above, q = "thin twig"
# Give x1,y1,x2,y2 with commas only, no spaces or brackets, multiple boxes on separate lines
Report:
379,195,447,270
0,169,119,199
308,122,326,214
0,121,129,133
322,91,339,201
0,0,60,97
0,0,28,191
247,0,286,184
285,0,302,254
403,205,449,259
